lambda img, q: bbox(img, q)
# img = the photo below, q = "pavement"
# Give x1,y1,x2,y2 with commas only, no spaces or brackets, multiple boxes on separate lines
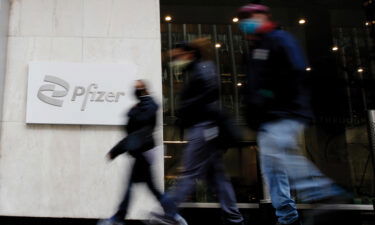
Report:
0,208,374,225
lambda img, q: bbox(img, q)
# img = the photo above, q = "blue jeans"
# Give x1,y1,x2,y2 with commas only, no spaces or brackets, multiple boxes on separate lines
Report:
258,119,346,224
161,121,244,224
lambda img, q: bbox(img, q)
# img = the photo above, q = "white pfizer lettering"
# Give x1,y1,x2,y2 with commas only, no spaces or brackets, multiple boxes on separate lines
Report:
115,92,125,102
90,90,97,101
27,62,138,125
71,86,85,101
81,84,98,111
106,92,115,102
45,80,126,111
95,91,105,102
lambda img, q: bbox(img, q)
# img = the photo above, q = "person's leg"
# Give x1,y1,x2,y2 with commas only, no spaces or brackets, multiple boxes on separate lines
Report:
262,120,347,202
206,150,244,225
161,122,215,219
138,155,163,200
112,160,140,220
258,120,299,224
259,119,347,224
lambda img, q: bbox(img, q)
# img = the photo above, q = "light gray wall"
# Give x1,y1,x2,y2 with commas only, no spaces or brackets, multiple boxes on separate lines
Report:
0,0,9,125
0,0,163,219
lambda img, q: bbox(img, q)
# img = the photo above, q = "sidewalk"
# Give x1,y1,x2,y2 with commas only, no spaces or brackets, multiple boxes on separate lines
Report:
1,207,374,225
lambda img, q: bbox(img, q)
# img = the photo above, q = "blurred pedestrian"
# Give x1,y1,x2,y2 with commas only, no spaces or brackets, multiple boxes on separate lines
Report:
150,38,245,225
238,4,350,225
98,80,162,225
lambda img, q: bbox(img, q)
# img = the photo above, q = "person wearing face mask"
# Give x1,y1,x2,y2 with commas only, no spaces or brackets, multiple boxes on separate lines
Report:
98,80,164,225
150,38,244,225
238,4,350,225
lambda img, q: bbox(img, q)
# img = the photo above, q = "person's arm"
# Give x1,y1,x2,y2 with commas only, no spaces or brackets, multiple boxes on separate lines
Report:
277,32,307,72
179,63,219,111
132,98,158,122
107,138,127,160
276,32,310,95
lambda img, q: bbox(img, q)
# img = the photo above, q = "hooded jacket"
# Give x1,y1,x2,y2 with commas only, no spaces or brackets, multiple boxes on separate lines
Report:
245,29,313,129
109,96,158,158
177,60,220,127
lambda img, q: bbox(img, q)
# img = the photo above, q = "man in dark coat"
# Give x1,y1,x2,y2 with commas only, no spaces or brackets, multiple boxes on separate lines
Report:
238,4,349,225
98,80,162,225
151,38,244,225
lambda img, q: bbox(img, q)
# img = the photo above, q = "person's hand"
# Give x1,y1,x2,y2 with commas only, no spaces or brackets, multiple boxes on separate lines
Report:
106,152,115,161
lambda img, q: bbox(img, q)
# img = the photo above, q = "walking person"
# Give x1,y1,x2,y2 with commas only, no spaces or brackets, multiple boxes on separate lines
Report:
237,4,350,225
150,38,245,225
98,80,162,225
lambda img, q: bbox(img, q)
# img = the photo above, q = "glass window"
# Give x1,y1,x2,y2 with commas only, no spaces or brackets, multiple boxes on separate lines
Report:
160,0,375,204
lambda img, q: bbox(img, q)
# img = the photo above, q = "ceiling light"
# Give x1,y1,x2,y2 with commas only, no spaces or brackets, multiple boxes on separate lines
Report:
165,15,172,22
299,18,307,25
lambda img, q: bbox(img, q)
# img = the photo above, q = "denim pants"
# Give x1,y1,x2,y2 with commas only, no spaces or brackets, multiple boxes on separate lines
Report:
258,119,346,224
161,121,244,224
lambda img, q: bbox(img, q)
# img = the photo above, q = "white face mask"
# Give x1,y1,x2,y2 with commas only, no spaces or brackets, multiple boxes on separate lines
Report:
169,59,193,72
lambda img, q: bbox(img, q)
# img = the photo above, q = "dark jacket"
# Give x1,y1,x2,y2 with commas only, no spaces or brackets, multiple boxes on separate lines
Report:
245,29,313,129
177,60,221,127
178,60,243,147
109,96,158,158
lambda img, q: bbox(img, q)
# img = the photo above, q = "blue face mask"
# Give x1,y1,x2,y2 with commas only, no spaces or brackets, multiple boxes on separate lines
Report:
239,19,262,34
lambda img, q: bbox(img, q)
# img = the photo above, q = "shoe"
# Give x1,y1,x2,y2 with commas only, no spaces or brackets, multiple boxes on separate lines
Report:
225,222,245,225
147,212,178,225
147,212,188,225
276,220,301,225
97,217,126,225
174,214,188,225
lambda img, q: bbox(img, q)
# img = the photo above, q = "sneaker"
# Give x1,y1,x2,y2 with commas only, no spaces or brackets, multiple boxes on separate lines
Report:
276,220,301,225
147,213,180,225
97,217,126,225
174,214,188,225
225,222,245,225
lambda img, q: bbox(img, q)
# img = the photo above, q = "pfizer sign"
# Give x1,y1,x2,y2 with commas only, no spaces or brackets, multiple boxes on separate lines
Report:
26,62,138,125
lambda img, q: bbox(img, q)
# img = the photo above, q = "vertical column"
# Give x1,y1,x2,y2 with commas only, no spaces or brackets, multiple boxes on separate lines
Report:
305,7,354,189
228,25,239,119
0,0,9,123
182,24,187,41
337,28,354,122
352,28,368,110
212,25,222,108
197,24,202,38
167,23,175,117
368,110,375,195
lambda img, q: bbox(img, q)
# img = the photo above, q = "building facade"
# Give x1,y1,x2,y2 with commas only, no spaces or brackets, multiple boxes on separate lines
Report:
0,0,163,220
0,0,374,221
